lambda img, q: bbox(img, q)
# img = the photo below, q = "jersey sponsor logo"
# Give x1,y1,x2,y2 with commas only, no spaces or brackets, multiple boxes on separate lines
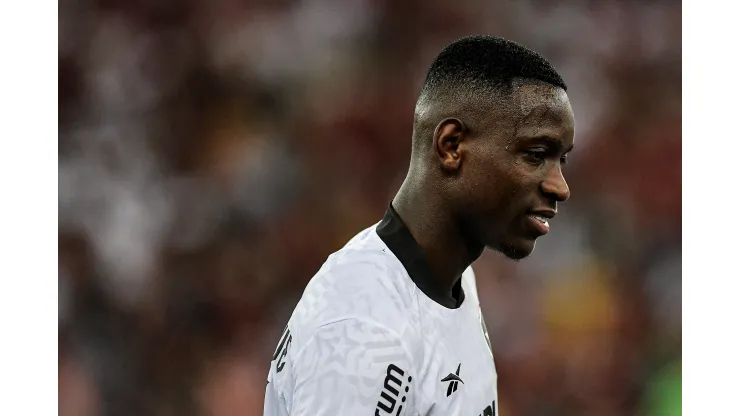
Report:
440,363,464,397
477,400,496,416
271,325,292,373
375,364,412,415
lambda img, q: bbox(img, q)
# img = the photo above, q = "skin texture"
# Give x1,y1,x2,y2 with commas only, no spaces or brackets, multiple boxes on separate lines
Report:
393,80,575,298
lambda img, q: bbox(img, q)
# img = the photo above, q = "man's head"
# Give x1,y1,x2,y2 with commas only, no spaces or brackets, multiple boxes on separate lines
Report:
410,35,575,260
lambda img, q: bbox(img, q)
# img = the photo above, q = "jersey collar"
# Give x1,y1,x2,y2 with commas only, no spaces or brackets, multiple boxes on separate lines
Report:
376,204,465,309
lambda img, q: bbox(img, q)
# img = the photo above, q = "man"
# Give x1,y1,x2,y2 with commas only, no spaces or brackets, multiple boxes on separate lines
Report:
264,35,575,416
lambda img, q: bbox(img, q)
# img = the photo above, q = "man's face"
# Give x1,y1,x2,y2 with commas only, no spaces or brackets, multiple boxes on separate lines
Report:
453,83,575,259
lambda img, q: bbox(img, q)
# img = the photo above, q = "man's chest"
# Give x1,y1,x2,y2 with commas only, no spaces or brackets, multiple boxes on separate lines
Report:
414,311,498,415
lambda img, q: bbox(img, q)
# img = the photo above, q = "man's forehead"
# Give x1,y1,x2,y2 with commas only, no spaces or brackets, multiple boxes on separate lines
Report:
498,83,575,150
514,83,570,115
510,83,573,129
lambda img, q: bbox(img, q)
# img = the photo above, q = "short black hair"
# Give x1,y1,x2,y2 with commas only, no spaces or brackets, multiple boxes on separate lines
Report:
420,35,566,98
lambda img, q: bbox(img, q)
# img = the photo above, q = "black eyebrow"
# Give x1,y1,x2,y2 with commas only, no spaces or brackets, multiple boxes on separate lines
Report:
523,135,574,153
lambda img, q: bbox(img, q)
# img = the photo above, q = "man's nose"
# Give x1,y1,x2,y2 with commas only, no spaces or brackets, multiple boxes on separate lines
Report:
541,164,570,202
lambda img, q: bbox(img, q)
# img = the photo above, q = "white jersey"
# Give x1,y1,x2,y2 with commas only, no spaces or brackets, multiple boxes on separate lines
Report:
264,206,498,416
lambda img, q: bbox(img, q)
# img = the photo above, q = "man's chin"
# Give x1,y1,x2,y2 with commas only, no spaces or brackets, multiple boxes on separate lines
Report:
493,239,536,261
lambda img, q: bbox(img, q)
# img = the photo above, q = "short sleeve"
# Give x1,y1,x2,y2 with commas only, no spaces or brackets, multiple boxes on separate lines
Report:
287,318,417,415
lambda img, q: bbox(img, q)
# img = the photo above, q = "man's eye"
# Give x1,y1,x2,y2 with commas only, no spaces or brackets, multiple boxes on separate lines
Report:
524,150,547,165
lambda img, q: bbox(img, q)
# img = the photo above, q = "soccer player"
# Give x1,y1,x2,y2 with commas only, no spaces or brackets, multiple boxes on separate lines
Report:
264,35,575,415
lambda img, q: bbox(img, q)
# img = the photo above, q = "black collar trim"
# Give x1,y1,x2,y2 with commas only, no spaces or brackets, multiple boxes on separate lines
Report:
376,204,465,309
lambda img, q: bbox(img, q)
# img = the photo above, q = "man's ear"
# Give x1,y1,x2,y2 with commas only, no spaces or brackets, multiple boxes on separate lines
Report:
434,118,466,172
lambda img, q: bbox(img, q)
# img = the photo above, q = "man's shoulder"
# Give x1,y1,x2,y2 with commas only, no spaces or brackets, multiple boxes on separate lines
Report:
289,224,418,344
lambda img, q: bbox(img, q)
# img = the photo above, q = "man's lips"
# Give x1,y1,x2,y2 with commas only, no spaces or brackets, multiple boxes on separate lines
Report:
526,209,556,234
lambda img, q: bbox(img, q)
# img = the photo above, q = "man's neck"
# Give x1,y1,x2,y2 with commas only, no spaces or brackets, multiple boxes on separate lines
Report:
392,184,484,297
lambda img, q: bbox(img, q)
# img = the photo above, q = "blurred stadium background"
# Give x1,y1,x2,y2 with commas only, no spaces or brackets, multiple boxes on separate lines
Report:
58,0,681,415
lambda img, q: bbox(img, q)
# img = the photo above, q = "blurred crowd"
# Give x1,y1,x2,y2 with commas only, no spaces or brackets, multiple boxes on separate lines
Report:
58,0,681,415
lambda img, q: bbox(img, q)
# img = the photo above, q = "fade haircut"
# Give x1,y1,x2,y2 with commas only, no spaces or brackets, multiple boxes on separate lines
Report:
420,35,566,99
412,35,567,155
